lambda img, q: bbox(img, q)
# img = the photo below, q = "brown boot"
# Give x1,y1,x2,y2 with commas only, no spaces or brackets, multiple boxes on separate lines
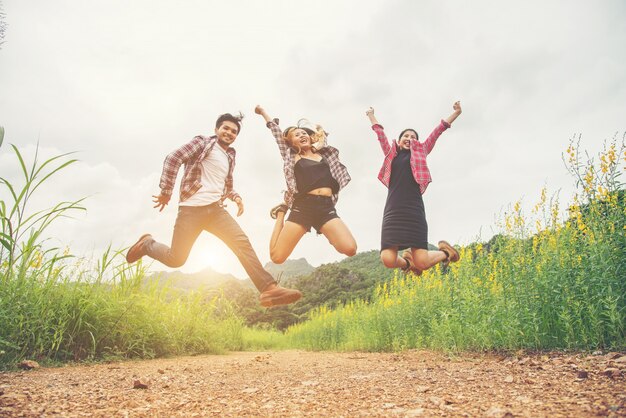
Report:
438,240,460,263
401,250,423,276
259,284,302,307
126,234,152,263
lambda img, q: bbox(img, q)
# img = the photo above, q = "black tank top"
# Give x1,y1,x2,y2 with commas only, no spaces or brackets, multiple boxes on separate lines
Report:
294,157,339,195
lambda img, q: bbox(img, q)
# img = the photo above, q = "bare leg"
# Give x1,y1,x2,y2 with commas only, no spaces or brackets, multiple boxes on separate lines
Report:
411,248,447,271
269,212,307,264
380,247,409,269
319,218,357,257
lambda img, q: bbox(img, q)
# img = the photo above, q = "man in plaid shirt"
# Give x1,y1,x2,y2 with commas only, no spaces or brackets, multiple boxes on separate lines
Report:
126,113,302,307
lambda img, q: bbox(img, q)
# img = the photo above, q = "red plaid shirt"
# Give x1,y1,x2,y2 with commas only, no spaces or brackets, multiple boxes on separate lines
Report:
266,121,351,208
159,135,240,204
372,120,450,194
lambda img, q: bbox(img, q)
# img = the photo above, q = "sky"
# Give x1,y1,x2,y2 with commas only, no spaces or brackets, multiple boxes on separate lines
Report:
1,0,625,278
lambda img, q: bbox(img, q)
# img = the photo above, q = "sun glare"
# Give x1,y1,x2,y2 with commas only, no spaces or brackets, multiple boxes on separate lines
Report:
179,235,247,277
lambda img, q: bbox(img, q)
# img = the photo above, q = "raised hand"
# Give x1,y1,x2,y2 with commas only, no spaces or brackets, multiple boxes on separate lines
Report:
445,101,462,126
366,107,379,125
255,105,272,123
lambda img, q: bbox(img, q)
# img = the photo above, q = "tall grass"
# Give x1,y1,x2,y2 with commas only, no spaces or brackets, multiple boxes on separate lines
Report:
0,142,247,369
286,134,626,352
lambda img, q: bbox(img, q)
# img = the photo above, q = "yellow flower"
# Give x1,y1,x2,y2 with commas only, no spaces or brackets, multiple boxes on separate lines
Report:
584,166,595,190
566,145,576,164
534,187,547,213
30,251,43,269
505,214,513,232
608,144,617,164
551,202,560,226
600,154,609,174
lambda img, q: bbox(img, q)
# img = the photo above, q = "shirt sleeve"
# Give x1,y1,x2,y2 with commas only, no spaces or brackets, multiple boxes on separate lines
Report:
159,136,204,195
224,190,240,202
267,120,292,165
372,124,392,155
422,120,451,155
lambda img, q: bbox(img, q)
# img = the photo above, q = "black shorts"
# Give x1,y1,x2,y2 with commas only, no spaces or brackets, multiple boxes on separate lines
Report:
287,195,339,233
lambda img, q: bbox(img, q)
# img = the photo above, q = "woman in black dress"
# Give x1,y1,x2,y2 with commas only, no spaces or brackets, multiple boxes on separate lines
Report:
366,102,462,274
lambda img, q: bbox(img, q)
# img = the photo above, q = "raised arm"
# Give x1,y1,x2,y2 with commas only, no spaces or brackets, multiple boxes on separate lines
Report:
255,105,291,163
366,106,380,126
366,107,392,155
421,101,462,154
444,101,462,126
254,105,273,124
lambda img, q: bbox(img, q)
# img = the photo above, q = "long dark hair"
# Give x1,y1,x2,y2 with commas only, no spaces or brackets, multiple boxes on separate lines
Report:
396,128,418,150
398,128,419,142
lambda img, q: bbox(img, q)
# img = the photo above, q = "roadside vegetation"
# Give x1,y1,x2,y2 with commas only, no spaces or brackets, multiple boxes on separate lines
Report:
286,135,626,352
2,131,624,369
0,137,249,370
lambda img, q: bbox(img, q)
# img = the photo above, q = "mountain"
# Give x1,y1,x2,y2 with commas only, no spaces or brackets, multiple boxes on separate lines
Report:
144,267,248,292
264,258,315,280
143,249,431,330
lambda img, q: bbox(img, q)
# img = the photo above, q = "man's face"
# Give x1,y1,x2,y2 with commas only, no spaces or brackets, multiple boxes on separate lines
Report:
215,121,239,148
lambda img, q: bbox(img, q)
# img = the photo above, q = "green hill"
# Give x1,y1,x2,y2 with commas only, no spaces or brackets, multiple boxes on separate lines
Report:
145,249,421,330
144,267,248,292
264,258,315,280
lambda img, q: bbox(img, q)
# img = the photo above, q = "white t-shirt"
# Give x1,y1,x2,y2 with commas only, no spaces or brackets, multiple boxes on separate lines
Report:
179,145,230,206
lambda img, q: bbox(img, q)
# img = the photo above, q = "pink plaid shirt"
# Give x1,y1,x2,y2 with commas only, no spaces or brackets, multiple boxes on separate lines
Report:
159,135,239,204
372,120,450,195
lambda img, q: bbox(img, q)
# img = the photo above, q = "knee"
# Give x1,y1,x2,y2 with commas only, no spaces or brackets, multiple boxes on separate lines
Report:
413,257,429,271
332,236,357,257
270,249,287,265
168,257,186,268
344,244,357,257
381,253,397,269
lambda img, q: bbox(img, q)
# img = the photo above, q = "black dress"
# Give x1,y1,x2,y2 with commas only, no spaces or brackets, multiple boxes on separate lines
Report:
381,148,428,250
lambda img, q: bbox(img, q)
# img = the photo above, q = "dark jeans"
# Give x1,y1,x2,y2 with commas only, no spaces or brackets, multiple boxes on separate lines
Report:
144,203,276,292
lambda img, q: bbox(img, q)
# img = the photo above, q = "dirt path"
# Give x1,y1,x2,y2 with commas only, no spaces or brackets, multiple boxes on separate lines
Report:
1,350,624,417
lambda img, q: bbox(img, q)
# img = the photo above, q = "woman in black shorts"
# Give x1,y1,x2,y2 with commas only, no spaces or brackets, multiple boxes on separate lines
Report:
255,105,357,264
366,102,462,274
